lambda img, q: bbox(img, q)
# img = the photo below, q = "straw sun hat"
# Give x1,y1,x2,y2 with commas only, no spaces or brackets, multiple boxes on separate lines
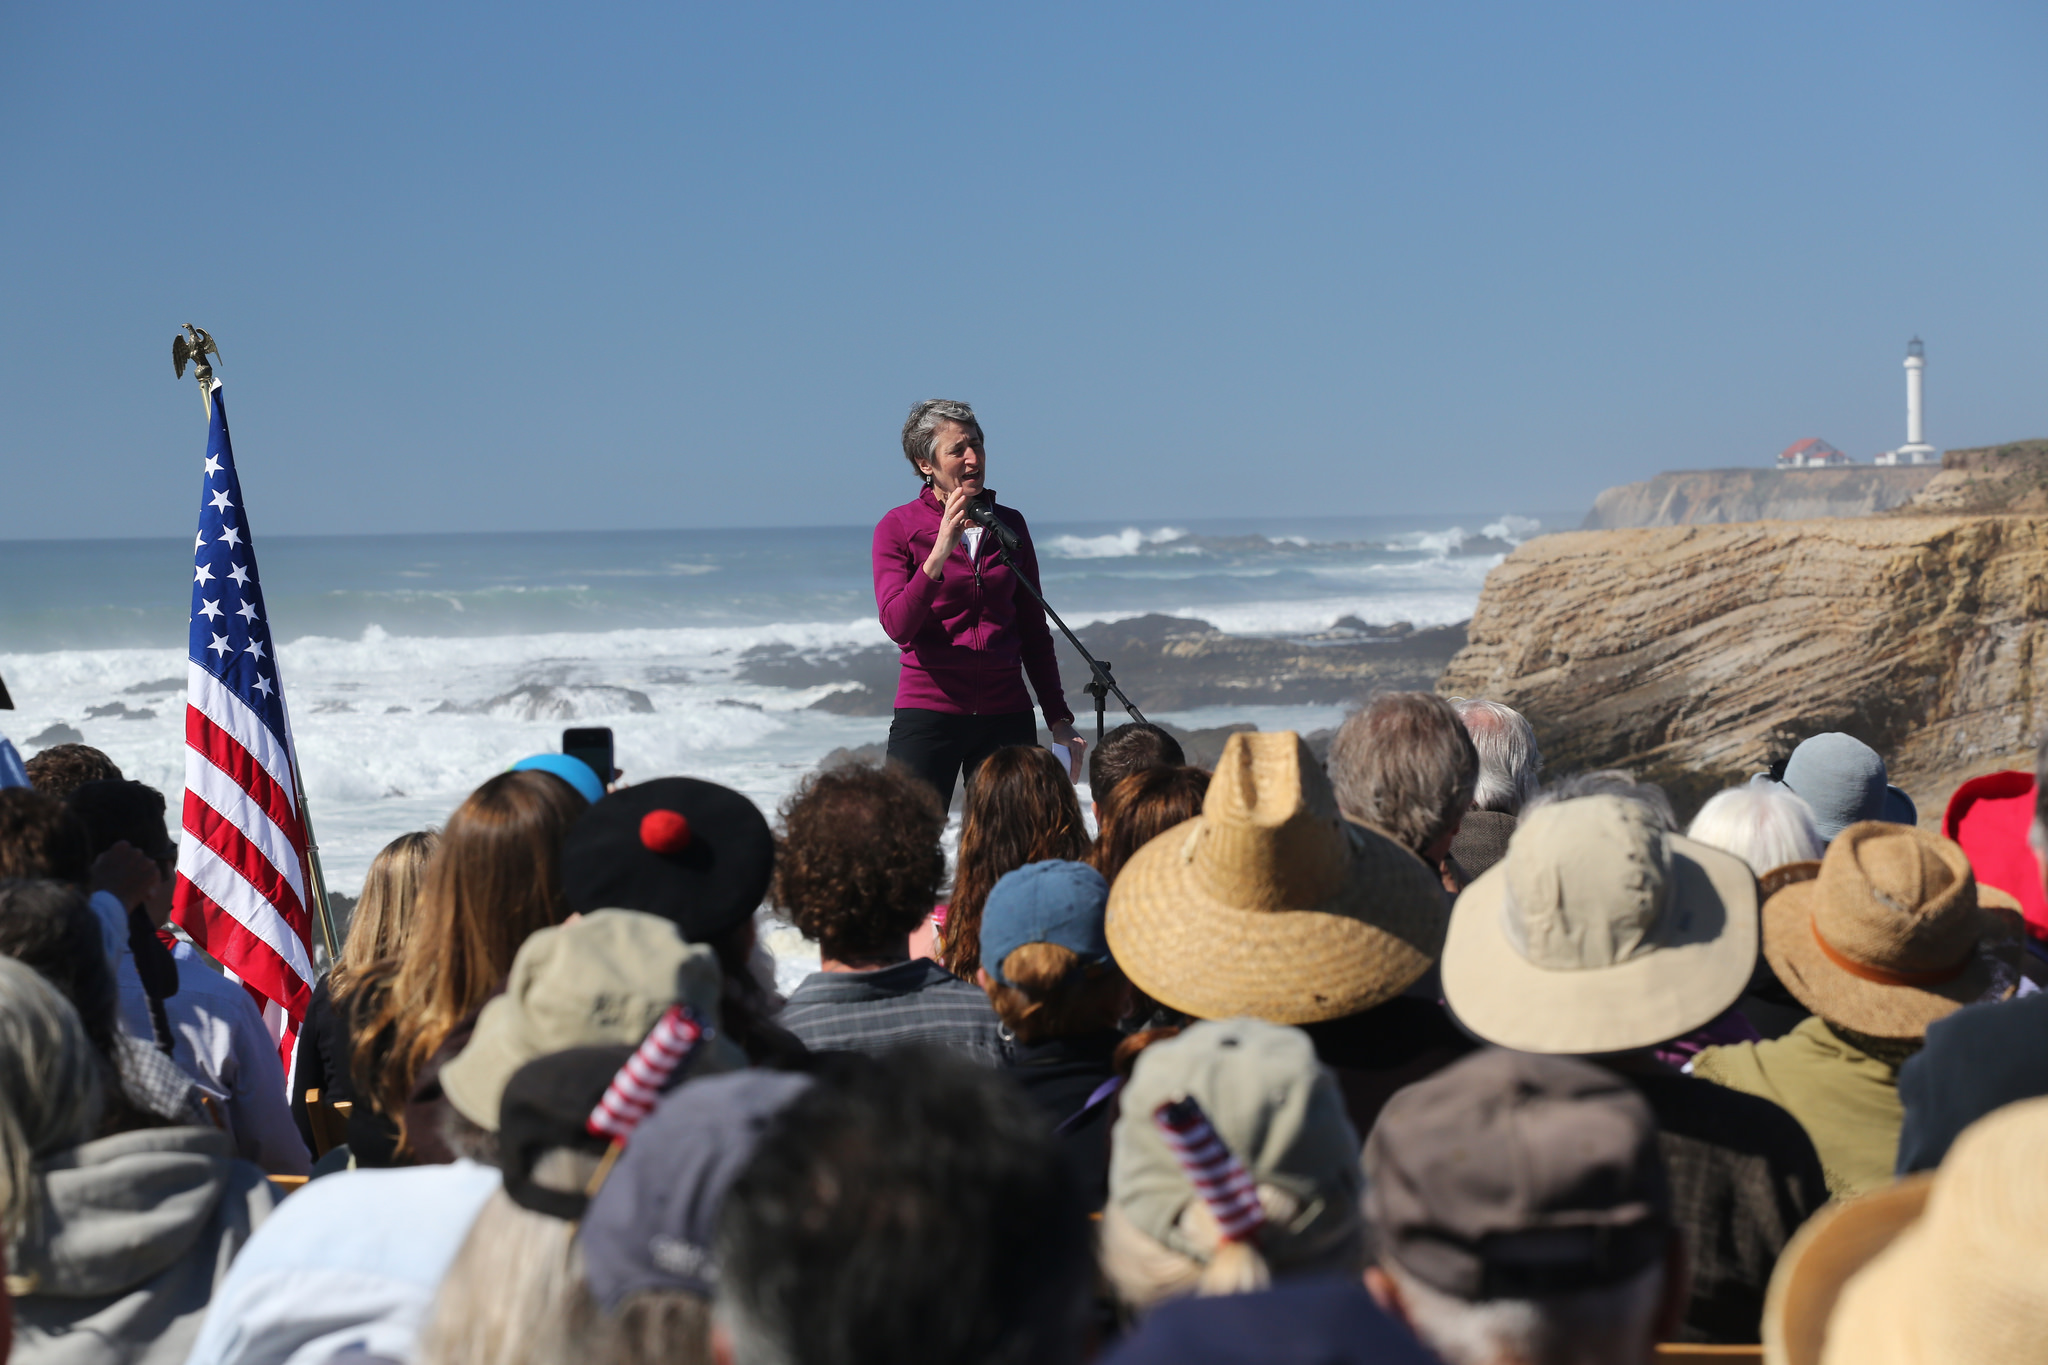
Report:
1104,731,1448,1025
1762,1095,2048,1365
1760,820,2022,1040
1441,795,1759,1055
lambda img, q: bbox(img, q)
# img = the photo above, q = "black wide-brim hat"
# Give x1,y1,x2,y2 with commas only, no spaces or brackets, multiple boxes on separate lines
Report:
560,778,774,944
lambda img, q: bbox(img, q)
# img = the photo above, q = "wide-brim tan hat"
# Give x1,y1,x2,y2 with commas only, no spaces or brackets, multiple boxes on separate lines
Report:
1762,820,2022,1039
1764,1094,2048,1365
1442,795,1760,1054
1105,731,1448,1025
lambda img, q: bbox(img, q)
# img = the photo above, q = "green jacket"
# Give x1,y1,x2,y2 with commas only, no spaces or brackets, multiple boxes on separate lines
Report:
1690,1016,1904,1199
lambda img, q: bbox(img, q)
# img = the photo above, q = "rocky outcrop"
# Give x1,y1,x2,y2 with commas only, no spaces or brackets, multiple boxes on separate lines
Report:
1583,467,1939,529
1903,439,2048,516
1438,516,2048,819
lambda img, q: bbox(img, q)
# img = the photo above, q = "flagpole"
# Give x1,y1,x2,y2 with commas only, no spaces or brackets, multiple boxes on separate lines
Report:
179,336,342,969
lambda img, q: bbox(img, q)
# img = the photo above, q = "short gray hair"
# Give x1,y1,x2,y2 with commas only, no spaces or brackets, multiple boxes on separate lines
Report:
1447,698,1542,814
0,955,105,1241
1381,1257,1665,1365
1523,770,1676,833
1686,778,1823,874
900,400,982,481
1326,693,1479,859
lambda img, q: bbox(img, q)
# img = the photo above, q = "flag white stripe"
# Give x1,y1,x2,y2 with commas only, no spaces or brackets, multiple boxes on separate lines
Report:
182,746,309,908
177,837,317,988
185,662,298,807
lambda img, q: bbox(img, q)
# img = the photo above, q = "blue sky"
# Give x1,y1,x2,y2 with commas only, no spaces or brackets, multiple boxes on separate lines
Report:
3,2,2043,538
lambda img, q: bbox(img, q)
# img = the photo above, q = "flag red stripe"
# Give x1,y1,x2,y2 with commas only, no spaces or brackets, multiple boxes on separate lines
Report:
181,793,312,951
173,876,311,1021
185,706,306,852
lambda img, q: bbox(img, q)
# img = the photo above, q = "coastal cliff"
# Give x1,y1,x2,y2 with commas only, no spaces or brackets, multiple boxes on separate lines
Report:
1582,467,1939,529
1438,516,2048,816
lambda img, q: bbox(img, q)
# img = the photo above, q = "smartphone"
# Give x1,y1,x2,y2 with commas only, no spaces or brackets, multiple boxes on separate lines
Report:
562,727,616,788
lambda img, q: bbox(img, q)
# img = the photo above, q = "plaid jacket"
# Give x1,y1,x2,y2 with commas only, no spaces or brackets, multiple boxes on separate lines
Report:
1626,1065,1828,1344
778,960,1009,1065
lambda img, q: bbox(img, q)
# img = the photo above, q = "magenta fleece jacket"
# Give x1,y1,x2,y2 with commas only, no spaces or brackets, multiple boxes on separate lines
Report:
872,487,1075,726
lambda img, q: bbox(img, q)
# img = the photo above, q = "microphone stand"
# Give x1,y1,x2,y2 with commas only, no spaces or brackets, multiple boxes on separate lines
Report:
980,533,1146,747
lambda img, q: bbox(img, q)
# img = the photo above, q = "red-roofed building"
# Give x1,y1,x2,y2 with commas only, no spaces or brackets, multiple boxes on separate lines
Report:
1777,438,1852,469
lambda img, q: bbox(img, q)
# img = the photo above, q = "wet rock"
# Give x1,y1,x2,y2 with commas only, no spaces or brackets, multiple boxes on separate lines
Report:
27,723,84,748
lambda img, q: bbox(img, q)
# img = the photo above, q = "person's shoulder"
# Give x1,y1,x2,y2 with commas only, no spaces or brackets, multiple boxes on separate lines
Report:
223,1162,500,1279
875,494,933,533
1643,1069,1820,1157
173,953,259,1006
1924,989,2048,1057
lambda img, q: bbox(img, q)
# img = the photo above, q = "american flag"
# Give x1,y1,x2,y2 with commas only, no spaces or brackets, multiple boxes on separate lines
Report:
171,378,318,1065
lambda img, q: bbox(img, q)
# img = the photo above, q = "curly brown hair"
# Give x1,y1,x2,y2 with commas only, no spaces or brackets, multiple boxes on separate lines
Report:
942,747,1091,981
773,763,945,962
24,744,123,800
0,790,93,884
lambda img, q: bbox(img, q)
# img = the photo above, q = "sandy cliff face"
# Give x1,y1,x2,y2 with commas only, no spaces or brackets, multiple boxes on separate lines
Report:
1583,467,1939,529
1439,516,2048,817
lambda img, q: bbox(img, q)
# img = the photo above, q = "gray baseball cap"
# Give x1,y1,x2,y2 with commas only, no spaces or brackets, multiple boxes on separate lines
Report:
1364,1049,1670,1301
578,1069,814,1306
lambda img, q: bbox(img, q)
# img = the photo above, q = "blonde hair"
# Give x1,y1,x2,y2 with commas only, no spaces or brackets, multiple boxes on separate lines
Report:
0,957,106,1244
354,772,584,1149
416,1148,612,1365
1100,1180,1364,1311
978,942,1125,1044
330,829,438,1002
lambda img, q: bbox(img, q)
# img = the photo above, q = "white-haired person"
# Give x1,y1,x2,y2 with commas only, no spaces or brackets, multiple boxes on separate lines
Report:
1687,777,1827,1042
1687,777,1824,876
0,954,273,1365
1445,697,1541,879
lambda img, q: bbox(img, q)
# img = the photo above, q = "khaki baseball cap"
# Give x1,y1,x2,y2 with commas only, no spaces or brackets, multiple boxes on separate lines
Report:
1364,1048,1670,1300
441,909,744,1130
1110,1018,1362,1268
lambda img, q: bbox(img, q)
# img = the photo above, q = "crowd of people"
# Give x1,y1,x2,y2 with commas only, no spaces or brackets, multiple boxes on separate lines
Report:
0,685,2045,1364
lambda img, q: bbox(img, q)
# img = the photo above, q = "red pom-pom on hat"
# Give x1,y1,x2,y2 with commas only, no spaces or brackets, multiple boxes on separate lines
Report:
640,809,692,855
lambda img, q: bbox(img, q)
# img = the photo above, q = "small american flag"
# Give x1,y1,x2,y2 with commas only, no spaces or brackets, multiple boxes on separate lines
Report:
1153,1096,1267,1243
587,1004,708,1143
170,378,317,1065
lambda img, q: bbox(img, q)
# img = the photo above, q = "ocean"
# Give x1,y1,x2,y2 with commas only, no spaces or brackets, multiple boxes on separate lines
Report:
2,511,1558,983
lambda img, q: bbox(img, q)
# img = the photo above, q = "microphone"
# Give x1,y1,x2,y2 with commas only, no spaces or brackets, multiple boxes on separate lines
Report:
965,496,1021,553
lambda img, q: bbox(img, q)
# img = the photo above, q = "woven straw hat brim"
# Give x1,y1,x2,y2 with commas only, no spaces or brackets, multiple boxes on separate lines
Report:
1761,1174,1933,1365
1105,816,1449,1025
1440,834,1759,1055
1761,880,2023,1040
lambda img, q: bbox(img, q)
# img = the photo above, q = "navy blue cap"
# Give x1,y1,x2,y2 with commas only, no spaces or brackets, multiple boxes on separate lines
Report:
978,860,1110,987
512,753,606,806
578,1069,813,1307
1101,1277,1437,1365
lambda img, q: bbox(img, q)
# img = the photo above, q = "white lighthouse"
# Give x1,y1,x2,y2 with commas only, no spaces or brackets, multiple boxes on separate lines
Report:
1877,338,1938,465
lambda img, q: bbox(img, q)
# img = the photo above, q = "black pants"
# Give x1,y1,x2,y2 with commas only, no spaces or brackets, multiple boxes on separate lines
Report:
886,708,1037,812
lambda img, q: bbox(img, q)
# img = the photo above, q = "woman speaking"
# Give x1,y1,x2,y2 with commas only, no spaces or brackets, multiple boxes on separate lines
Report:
873,399,1083,809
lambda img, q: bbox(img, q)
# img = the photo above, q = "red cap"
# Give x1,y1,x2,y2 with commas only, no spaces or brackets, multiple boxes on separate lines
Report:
639,809,692,855
1943,770,2047,935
